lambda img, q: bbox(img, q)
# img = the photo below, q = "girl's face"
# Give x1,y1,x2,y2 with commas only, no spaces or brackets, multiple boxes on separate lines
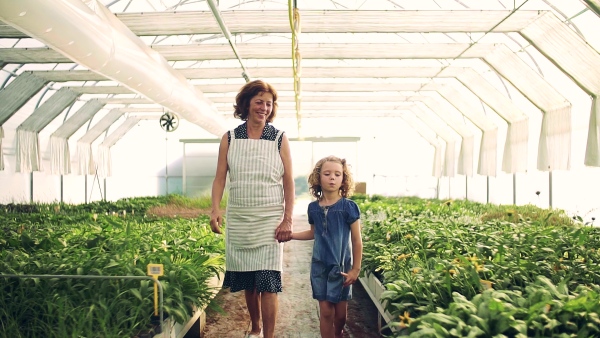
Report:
319,161,344,194
248,92,273,123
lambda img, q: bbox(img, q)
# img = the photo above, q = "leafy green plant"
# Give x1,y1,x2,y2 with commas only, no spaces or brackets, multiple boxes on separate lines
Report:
0,196,225,338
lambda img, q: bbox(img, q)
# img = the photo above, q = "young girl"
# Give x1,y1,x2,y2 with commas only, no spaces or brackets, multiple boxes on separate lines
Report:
291,156,363,338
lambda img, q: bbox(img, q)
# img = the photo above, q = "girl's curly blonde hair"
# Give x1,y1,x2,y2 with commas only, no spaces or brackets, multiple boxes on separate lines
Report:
308,156,354,199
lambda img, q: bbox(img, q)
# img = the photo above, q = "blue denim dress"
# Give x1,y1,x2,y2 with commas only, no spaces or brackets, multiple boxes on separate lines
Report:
307,198,360,303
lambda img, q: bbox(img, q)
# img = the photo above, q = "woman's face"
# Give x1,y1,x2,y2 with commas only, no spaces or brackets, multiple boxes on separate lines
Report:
247,92,273,123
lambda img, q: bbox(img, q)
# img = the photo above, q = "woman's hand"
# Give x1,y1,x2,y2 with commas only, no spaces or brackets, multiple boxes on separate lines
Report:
210,210,223,234
341,268,360,287
275,218,293,242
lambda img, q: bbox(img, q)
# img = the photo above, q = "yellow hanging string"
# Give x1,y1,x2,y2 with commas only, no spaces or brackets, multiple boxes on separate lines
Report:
288,1,302,138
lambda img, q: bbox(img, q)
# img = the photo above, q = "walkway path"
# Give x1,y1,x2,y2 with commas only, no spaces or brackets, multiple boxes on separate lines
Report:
201,200,382,338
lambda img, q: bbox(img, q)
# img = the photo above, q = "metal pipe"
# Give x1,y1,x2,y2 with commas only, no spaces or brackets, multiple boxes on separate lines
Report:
513,173,516,205
465,176,468,201
549,171,553,207
0,274,165,336
182,142,187,196
486,175,490,204
206,0,251,82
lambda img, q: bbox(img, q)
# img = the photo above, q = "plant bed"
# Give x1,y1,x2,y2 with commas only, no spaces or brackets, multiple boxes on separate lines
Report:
358,271,396,334
0,196,225,338
353,195,600,337
153,272,224,338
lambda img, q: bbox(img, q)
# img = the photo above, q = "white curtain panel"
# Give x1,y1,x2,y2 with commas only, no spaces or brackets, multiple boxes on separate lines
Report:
457,135,474,178
49,136,70,175
0,126,4,171
97,116,141,178
76,142,95,176
485,45,572,172
435,83,498,177
416,96,474,177
96,145,112,179
451,68,530,173
584,97,600,167
76,109,124,175
478,129,498,177
400,113,443,178
502,118,529,174
15,129,40,172
537,105,572,171
410,106,458,178
50,100,104,175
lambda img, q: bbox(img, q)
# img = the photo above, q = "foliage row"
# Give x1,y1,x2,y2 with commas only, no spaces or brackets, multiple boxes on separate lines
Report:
352,195,600,338
0,196,225,338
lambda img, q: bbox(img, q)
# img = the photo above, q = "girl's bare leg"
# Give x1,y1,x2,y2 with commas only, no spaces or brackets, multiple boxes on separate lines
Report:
318,300,336,338
333,301,348,338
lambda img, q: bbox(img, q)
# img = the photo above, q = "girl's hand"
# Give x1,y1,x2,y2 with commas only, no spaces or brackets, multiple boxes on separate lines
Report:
341,269,359,287
210,210,223,234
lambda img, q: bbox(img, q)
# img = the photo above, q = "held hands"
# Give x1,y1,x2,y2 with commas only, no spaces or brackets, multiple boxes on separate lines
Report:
341,269,360,287
275,218,293,243
209,210,223,234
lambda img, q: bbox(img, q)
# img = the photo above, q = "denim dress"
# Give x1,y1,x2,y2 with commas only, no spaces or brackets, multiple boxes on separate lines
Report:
307,198,360,303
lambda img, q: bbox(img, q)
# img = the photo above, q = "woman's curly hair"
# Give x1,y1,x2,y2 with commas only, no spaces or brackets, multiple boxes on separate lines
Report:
233,80,278,122
308,156,354,199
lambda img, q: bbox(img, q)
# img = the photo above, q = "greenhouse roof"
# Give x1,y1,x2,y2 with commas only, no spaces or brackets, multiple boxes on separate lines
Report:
0,0,599,177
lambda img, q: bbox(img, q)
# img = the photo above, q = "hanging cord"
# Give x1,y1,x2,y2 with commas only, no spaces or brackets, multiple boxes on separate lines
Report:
289,0,302,138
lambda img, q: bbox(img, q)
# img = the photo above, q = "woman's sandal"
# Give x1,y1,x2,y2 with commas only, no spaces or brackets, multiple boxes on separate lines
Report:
245,329,263,338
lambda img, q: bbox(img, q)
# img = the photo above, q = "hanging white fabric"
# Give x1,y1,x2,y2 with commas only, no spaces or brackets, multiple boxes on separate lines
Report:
447,68,530,174
503,118,529,174
520,12,600,167
97,116,143,178
0,126,4,171
400,113,443,178
76,109,124,175
414,96,474,177
430,83,498,177
50,100,104,175
484,44,572,171
15,88,80,173
584,97,600,167
15,130,40,172
410,105,458,178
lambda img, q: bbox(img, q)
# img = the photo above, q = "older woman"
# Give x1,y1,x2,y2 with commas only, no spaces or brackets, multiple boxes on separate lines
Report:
210,80,294,338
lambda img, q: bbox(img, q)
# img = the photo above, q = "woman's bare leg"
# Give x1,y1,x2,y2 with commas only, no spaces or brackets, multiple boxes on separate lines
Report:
245,289,262,334
261,291,278,338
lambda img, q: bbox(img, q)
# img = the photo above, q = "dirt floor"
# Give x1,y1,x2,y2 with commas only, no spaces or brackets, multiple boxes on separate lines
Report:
200,207,384,338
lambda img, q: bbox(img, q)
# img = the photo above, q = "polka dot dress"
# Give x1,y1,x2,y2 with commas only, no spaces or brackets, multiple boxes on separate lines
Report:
223,270,282,293
228,122,284,150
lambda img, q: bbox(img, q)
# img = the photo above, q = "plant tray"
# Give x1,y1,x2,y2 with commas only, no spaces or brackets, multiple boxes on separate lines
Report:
153,272,224,338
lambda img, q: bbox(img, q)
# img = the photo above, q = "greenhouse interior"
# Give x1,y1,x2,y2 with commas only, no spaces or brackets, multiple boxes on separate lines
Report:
1,0,600,337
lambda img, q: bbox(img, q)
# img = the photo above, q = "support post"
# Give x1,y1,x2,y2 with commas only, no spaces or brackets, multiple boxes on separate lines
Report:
85,175,88,204
30,172,34,203
549,171,553,208
486,176,490,204
182,143,187,196
513,173,517,205
60,175,63,203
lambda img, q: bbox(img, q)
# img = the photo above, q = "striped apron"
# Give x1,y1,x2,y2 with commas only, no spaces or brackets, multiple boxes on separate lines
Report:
225,129,285,272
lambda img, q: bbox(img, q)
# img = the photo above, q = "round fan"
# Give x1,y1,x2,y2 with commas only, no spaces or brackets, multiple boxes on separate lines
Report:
159,112,179,132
